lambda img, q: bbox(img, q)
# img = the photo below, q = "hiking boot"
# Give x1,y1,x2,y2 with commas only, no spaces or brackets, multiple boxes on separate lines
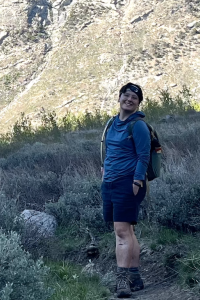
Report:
128,271,144,292
116,269,132,298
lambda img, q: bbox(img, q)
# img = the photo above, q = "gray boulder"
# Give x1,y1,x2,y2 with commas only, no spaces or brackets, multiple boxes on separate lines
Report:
158,114,176,123
21,209,57,239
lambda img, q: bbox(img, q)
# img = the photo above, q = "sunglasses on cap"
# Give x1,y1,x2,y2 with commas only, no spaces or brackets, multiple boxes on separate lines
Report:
127,85,139,93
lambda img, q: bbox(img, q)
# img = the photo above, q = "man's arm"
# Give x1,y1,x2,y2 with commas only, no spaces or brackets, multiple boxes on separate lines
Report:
133,120,151,181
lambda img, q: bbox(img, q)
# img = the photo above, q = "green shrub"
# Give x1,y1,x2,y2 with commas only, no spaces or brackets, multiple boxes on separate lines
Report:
150,169,200,232
59,109,109,131
0,86,195,158
142,86,194,122
0,109,109,158
46,178,109,234
38,110,60,139
0,283,13,300
0,136,101,210
0,193,23,233
148,117,200,232
1,168,60,211
12,112,33,142
0,231,53,300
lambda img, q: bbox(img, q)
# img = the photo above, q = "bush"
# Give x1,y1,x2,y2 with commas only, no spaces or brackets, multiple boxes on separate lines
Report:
0,231,53,300
0,135,101,210
0,87,196,159
142,86,195,122
46,178,109,234
146,113,200,232
0,109,109,158
0,143,63,210
149,153,200,231
0,193,23,233
1,169,60,211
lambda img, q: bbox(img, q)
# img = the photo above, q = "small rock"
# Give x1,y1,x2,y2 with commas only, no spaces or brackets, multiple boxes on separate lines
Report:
130,16,142,24
187,21,198,29
170,83,177,87
0,31,8,44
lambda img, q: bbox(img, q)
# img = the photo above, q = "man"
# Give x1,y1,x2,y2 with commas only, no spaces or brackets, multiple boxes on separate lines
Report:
101,82,150,298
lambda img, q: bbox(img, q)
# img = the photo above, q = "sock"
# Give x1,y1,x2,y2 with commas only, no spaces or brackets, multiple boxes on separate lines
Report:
117,266,129,272
129,267,139,274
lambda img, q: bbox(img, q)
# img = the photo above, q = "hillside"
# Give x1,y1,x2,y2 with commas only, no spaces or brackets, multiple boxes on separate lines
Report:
0,0,200,132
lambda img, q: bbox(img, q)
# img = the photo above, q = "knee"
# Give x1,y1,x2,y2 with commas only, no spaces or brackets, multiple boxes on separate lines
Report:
114,223,131,240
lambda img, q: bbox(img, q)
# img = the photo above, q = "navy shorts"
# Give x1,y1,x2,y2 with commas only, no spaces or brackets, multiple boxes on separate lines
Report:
101,175,146,225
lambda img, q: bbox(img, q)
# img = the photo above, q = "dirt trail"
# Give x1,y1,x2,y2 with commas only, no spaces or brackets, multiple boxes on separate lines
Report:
106,242,199,300
79,224,199,300
107,264,198,300
109,282,198,300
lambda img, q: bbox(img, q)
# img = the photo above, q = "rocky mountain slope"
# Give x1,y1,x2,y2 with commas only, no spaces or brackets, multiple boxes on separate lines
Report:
0,0,200,132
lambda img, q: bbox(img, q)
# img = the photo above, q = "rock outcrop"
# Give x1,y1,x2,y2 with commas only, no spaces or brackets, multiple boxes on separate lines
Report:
0,0,200,131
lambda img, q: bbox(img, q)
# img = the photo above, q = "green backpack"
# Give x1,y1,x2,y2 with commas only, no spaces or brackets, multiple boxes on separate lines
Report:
100,116,162,181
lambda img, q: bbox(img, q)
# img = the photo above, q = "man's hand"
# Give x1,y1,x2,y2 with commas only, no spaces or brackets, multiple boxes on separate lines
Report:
133,180,143,196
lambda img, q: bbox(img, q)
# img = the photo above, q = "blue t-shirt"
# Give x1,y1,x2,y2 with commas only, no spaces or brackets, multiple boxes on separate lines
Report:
103,112,151,182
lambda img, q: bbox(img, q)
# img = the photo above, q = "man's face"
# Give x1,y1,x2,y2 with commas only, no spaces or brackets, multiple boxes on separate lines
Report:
118,88,140,113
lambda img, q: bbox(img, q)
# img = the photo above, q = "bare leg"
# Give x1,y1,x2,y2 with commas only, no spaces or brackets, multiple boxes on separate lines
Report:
114,222,134,268
129,225,140,268
115,222,140,297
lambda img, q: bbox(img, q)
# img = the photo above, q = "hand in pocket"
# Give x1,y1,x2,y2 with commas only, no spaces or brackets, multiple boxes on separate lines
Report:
132,184,140,196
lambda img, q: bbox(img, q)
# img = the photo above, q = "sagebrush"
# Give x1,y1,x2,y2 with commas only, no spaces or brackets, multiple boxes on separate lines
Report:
0,231,53,300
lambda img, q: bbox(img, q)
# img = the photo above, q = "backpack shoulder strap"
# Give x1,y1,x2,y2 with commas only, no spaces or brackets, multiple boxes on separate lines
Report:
128,118,158,143
100,115,117,167
127,117,146,136
101,115,116,142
